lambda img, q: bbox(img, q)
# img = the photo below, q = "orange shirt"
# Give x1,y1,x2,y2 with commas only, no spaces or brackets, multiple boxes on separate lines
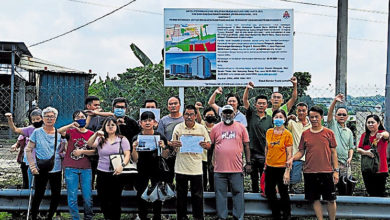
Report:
265,128,293,167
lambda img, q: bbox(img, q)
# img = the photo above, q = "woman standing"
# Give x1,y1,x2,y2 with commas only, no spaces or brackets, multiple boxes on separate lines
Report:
25,107,63,220
87,117,137,220
60,110,95,220
265,109,293,220
5,108,43,189
133,111,168,220
357,114,389,197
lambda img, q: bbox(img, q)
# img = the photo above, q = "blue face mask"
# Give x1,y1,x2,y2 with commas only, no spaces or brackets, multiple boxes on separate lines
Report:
274,118,285,127
114,108,126,117
75,119,86,128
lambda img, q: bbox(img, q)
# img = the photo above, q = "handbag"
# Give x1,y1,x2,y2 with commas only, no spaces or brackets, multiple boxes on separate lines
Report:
141,183,159,202
36,129,58,173
337,164,357,195
157,182,175,201
109,137,137,174
361,144,379,174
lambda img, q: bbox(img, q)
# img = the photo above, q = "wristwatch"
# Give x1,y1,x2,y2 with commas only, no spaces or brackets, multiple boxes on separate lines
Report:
333,168,340,172
121,163,126,167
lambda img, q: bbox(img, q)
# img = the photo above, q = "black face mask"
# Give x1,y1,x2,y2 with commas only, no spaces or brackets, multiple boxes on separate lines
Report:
205,116,217,123
32,121,43,128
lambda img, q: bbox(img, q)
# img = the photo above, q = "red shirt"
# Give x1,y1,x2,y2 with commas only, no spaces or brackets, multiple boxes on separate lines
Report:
298,128,337,173
63,128,94,169
358,130,389,173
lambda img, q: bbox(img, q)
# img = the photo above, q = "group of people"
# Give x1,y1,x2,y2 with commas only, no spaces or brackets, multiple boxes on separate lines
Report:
4,77,389,220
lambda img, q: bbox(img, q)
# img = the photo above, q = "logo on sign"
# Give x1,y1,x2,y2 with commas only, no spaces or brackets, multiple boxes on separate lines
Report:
283,11,290,19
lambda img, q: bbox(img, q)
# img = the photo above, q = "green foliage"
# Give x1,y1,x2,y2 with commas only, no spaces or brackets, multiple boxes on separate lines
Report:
88,64,312,119
129,43,153,66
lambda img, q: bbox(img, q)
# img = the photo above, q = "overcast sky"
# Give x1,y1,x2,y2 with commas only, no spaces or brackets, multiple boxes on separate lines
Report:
2,0,388,96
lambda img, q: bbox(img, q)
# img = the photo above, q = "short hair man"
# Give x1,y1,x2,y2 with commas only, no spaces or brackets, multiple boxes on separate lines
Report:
265,76,298,116
327,94,355,195
210,105,251,220
208,87,247,127
85,96,113,132
287,106,339,220
157,96,184,184
243,82,273,193
286,102,311,193
171,104,211,220
143,99,158,108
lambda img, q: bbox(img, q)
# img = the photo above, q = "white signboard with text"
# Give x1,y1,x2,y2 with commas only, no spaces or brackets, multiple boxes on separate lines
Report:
164,8,294,87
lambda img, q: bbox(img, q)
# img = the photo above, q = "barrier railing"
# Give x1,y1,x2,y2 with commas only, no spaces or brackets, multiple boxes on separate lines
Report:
1,189,390,218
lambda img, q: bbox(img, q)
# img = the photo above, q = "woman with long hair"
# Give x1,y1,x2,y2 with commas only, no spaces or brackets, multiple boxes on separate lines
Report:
265,109,293,220
87,117,137,220
357,114,389,197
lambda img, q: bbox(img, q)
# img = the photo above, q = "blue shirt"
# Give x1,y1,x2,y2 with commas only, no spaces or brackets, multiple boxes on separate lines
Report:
30,128,62,173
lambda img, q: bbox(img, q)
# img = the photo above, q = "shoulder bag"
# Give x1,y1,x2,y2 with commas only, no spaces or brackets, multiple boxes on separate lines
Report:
361,143,379,174
36,129,58,173
109,137,137,174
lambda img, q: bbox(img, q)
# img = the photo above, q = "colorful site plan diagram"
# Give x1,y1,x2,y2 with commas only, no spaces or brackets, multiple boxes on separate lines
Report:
165,24,216,52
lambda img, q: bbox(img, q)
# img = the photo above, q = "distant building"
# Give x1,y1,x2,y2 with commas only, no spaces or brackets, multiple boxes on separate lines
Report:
191,55,211,79
169,55,211,79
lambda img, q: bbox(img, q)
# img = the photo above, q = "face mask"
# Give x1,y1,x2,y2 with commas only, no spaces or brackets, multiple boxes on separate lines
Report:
274,118,285,127
114,108,125,117
75,119,86,128
205,116,217,123
222,115,234,125
32,121,43,128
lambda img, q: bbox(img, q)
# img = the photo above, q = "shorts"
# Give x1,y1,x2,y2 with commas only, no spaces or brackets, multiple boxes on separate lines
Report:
290,160,303,184
304,173,336,201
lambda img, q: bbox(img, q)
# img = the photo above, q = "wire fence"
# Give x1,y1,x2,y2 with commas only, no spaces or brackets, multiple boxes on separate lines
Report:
0,84,387,192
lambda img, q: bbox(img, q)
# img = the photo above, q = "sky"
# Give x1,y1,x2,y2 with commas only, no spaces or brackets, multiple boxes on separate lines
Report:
1,0,388,96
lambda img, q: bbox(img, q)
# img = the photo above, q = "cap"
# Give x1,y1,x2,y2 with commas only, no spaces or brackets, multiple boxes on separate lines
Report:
221,105,234,113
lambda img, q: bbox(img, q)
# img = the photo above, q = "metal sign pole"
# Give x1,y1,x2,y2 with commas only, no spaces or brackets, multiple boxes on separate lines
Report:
179,87,184,113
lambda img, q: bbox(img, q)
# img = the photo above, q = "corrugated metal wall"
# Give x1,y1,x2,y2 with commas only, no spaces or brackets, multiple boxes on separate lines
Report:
37,72,92,128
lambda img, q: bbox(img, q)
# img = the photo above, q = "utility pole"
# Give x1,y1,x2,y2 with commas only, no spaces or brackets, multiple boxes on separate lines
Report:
335,0,348,98
385,0,390,130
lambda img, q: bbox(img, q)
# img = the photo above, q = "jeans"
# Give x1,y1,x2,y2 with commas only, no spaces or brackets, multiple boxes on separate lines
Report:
96,170,125,220
176,173,204,220
265,166,291,220
64,168,93,220
250,157,265,193
214,172,244,220
290,160,303,185
30,171,62,220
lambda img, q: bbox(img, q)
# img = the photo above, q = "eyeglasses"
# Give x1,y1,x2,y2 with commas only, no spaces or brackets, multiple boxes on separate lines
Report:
184,113,195,117
337,113,347,117
114,105,126,109
43,115,56,119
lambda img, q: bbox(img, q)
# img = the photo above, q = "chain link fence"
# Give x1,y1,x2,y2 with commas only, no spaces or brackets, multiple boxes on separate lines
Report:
0,84,387,191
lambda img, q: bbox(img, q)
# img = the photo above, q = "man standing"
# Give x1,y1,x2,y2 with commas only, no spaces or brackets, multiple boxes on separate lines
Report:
208,88,247,126
327,94,354,194
210,105,251,220
265,76,298,116
243,82,273,193
157,96,184,184
286,102,311,193
85,96,113,131
287,106,339,220
111,97,141,190
171,105,211,220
